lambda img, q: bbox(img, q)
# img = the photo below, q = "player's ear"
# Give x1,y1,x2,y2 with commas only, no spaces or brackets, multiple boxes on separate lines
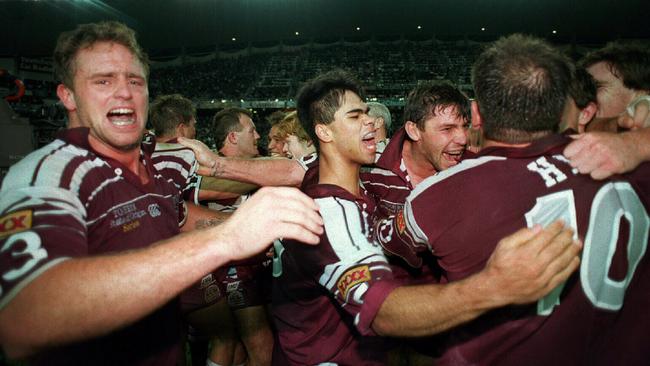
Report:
227,131,238,144
404,121,421,141
57,84,77,111
315,123,333,144
578,102,597,133
470,100,483,130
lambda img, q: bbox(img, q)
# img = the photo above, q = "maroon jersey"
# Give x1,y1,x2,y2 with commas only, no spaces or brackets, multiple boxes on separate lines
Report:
149,135,202,205
148,135,227,313
0,128,184,366
378,134,650,365
271,179,400,365
361,127,413,219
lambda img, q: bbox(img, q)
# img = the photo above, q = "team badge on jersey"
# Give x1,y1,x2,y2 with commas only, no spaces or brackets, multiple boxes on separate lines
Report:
396,210,406,234
337,265,371,299
0,210,33,238
148,203,161,218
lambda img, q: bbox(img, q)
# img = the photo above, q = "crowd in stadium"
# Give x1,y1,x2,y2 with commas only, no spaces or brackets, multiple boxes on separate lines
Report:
1,18,649,366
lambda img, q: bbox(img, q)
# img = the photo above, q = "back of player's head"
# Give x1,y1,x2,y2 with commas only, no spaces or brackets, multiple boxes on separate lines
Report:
579,42,650,92
403,80,470,131
296,69,365,148
367,102,392,133
212,107,252,150
53,21,149,89
569,67,597,110
149,94,196,137
472,34,573,143
275,111,312,143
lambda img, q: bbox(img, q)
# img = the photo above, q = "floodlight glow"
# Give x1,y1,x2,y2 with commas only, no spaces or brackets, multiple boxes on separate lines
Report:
232,37,236,41
417,25,422,30
356,27,360,31
295,31,300,36
481,27,486,31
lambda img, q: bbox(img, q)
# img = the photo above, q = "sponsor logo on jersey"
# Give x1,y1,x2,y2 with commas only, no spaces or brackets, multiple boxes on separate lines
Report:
110,203,146,228
122,220,141,233
396,210,406,234
200,274,216,288
0,210,33,238
148,203,161,218
337,265,371,299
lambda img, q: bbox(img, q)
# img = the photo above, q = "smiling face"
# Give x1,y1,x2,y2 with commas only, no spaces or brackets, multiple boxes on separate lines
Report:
267,125,286,157
58,41,148,154
411,105,468,172
322,90,376,165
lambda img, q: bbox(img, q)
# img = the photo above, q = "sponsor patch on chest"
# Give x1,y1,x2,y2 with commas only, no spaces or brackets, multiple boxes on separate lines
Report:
0,210,32,238
337,265,371,298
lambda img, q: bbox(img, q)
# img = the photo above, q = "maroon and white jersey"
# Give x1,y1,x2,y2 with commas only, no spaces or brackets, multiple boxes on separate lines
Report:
360,128,413,219
377,134,650,365
148,135,202,205
0,128,184,366
271,179,400,366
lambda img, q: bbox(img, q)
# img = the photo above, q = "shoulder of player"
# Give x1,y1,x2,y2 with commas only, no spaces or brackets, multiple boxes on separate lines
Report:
2,139,104,191
409,155,506,200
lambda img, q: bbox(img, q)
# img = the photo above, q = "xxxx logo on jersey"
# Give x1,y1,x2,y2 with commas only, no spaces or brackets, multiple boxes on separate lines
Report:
337,265,371,299
0,210,33,238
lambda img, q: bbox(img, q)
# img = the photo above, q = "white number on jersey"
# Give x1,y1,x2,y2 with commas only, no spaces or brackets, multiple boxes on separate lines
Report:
1,231,48,296
525,182,649,315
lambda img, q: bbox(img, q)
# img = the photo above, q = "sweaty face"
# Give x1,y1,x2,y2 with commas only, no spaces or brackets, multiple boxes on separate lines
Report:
267,125,287,157
416,106,468,172
235,114,260,158
588,61,638,119
63,42,148,153
326,91,377,165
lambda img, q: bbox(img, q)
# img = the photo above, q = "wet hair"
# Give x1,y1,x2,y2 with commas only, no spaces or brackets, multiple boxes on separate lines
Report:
296,69,365,148
403,80,470,131
580,41,650,91
472,34,573,143
54,21,149,89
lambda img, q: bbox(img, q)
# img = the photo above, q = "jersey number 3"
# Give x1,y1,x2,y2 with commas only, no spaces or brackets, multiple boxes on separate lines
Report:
525,182,649,315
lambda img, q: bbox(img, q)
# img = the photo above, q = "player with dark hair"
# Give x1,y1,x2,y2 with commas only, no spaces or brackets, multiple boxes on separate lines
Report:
0,21,324,365
378,33,650,365
213,107,260,157
564,41,650,179
560,66,598,133
271,69,581,365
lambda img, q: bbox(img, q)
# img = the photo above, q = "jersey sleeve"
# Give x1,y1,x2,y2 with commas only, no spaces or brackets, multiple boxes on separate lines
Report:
0,184,87,310
311,196,400,336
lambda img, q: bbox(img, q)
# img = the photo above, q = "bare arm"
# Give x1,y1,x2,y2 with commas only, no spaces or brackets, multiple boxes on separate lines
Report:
564,127,650,180
182,202,231,232
372,221,581,336
199,177,258,197
178,137,305,186
0,187,323,359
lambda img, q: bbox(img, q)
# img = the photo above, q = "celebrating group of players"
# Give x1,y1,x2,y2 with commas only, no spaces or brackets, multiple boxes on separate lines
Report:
0,19,649,366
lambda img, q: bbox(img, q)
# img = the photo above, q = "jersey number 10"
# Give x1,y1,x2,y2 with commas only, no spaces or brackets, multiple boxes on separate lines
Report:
525,182,649,315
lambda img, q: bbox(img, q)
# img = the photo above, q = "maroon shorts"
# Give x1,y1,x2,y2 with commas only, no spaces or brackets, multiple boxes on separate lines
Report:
223,260,272,310
180,269,228,314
